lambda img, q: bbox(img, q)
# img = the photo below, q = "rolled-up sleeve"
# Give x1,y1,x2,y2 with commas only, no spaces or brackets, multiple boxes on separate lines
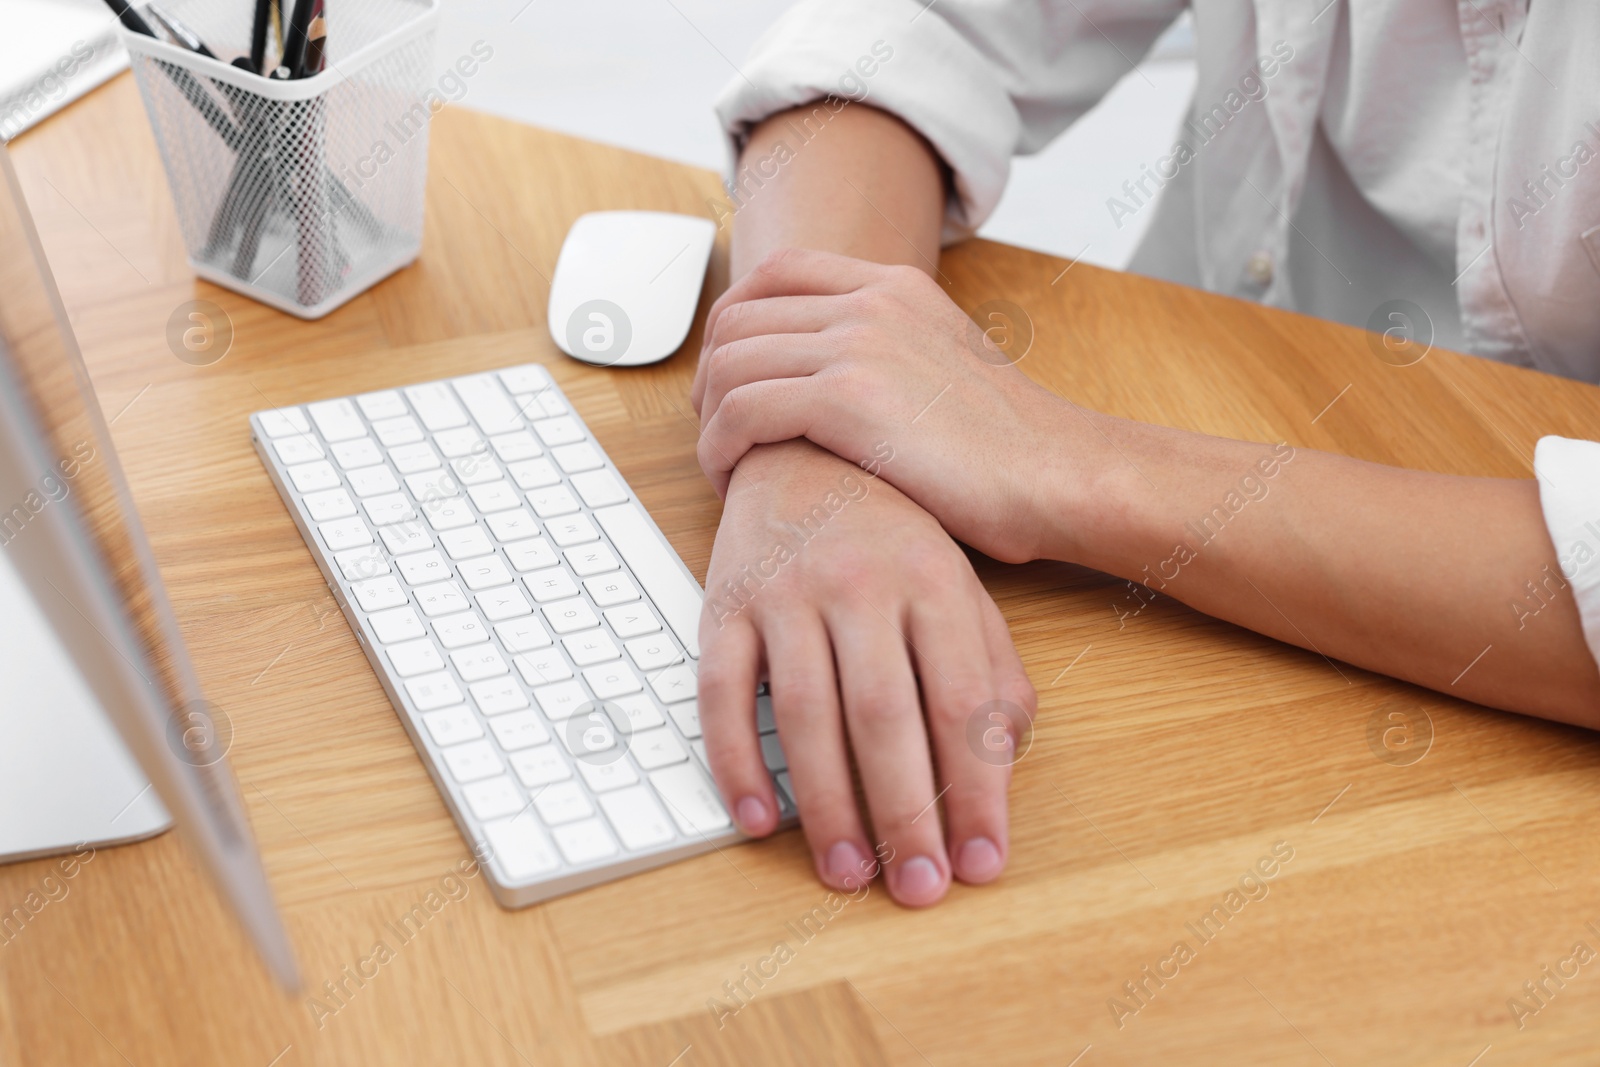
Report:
1535,436,1600,669
714,0,1184,241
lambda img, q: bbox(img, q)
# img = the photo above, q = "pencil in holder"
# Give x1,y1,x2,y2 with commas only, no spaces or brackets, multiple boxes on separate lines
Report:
121,0,438,319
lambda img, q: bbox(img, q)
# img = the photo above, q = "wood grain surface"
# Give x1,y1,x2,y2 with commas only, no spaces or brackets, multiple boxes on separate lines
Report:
4,72,1600,1067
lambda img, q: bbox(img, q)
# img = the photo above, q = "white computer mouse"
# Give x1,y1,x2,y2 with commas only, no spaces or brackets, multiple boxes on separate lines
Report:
547,210,717,367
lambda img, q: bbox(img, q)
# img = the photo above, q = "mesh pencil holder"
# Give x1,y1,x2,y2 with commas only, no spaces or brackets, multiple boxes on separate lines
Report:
122,0,438,319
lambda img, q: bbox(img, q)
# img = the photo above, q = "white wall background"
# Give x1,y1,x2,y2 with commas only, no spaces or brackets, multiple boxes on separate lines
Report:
434,0,1197,270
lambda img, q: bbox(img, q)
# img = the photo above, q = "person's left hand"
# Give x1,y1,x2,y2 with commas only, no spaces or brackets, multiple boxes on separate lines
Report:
691,248,1083,564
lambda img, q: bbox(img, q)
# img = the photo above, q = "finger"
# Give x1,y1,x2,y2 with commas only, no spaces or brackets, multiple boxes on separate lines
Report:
701,333,831,427
978,590,1037,746
699,249,881,362
697,617,780,836
829,601,951,907
697,378,824,498
762,610,876,892
907,576,1011,886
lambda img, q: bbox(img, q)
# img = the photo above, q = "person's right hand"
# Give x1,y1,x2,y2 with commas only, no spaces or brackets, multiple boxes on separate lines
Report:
696,438,1036,906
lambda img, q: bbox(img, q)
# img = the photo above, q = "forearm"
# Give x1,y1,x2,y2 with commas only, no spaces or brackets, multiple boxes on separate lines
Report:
728,103,945,281
1053,415,1600,725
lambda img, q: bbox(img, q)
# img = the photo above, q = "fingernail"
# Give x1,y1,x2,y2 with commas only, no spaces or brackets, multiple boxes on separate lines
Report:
825,841,869,887
889,856,945,906
955,837,1003,883
735,796,769,833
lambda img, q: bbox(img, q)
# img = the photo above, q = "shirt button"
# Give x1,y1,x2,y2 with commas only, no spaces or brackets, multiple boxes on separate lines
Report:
1246,250,1274,287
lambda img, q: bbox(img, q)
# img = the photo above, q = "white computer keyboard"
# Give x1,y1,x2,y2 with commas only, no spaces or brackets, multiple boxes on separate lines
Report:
251,364,793,906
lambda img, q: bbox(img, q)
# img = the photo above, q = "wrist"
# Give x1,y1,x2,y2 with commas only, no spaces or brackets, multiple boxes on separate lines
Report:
1036,406,1168,574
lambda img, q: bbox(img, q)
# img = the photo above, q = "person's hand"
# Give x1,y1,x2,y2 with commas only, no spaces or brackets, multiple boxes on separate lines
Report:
696,439,1036,906
692,248,1082,564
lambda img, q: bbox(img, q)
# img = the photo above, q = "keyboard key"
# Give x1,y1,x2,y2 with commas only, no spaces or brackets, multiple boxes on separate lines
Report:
372,415,424,447
495,617,551,653
441,740,502,782
524,567,579,603
649,665,697,704
331,437,382,470
471,677,529,716
507,458,561,490
534,782,593,825
414,580,468,617
347,466,399,498
577,759,638,793
451,645,507,683
552,442,603,473
666,699,700,739
533,680,588,720
632,727,688,770
477,585,532,622
594,504,704,658
369,606,425,644
273,435,325,465
571,469,629,508
363,492,417,527
599,786,676,850
353,575,409,617
499,364,553,394
515,650,572,686
406,671,464,712
387,441,439,473
307,398,364,442
482,811,560,878
450,454,502,487
505,538,558,572
552,818,619,865
405,470,459,500
649,763,731,835
584,661,642,700
404,382,469,431
422,706,482,745
603,603,659,640
488,710,547,749
259,407,310,438
543,597,598,634
459,555,513,591
486,509,538,543
537,393,566,417
545,515,599,547
760,731,787,771
438,526,494,560
563,629,619,667
334,544,389,582
469,481,521,513
774,771,794,810
453,373,523,435
304,487,356,521
564,543,619,577
757,694,775,731
433,426,484,459
287,459,340,493
528,486,580,519
396,549,450,586
420,496,474,532
462,775,525,820
509,745,570,787
319,517,372,551
387,637,444,677
625,635,681,672
592,578,645,611
609,693,665,731
379,521,431,556
533,416,584,447
490,430,542,462
356,390,407,421
434,610,488,648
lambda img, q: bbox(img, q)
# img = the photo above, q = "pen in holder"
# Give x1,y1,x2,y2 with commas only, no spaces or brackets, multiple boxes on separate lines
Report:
120,0,438,319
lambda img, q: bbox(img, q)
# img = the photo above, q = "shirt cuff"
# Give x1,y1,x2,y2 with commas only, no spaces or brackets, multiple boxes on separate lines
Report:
712,0,1019,242
1534,435,1600,669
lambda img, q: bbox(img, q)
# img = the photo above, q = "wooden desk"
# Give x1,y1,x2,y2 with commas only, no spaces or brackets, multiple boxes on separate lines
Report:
6,73,1600,1066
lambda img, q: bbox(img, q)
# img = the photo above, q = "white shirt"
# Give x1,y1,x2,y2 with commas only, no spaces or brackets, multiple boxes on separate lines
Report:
716,0,1600,670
